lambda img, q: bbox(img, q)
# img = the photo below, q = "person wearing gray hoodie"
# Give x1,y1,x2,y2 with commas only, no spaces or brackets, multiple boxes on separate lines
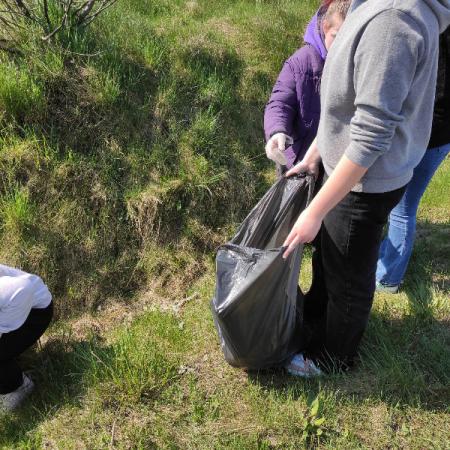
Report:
281,0,450,376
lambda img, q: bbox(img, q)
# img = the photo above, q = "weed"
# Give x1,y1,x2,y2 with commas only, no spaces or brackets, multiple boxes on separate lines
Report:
301,395,327,444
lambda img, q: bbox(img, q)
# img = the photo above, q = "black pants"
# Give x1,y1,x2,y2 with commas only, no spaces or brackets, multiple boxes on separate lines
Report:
301,186,405,370
0,302,53,394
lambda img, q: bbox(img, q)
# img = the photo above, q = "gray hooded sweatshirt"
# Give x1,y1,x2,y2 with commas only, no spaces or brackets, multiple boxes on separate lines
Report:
317,0,450,192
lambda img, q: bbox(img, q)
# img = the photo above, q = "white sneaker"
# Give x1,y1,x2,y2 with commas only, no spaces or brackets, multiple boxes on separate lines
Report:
376,282,399,294
0,374,35,412
285,353,322,377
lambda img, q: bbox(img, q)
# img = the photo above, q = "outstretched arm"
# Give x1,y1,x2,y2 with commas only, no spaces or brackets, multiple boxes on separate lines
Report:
282,155,367,258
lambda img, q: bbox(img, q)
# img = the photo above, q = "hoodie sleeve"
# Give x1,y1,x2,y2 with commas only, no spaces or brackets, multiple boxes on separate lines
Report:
264,58,299,140
345,9,426,168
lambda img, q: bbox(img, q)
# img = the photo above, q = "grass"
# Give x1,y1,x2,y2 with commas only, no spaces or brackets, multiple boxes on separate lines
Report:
0,0,449,448
2,0,311,306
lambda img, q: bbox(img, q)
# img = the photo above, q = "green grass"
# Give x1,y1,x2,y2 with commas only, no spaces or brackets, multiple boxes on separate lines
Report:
1,0,315,306
0,0,449,448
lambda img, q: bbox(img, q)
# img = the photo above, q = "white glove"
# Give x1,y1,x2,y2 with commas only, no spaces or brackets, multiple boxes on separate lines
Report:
265,133,293,165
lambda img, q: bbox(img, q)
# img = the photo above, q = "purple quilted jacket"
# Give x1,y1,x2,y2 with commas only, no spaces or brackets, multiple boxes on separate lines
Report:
264,11,326,168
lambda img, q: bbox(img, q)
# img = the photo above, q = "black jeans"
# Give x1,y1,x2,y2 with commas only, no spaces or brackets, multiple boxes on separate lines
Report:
0,302,53,394
301,186,405,370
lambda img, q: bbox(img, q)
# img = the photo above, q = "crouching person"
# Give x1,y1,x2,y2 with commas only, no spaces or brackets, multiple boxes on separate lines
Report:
0,264,53,412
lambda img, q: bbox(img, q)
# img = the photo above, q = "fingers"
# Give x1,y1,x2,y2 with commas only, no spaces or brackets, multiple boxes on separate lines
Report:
265,138,287,165
265,139,273,158
282,228,303,259
270,149,287,165
277,134,286,152
286,162,320,178
272,135,287,165
272,149,287,165
285,167,296,177
275,152,287,165
282,234,302,259
285,163,305,177
285,135,294,146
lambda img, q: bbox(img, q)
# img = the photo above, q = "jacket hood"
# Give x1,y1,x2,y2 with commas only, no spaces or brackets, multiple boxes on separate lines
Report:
304,9,327,60
423,0,450,32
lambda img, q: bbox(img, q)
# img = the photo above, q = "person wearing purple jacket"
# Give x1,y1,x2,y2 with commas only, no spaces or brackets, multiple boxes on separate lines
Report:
264,1,351,171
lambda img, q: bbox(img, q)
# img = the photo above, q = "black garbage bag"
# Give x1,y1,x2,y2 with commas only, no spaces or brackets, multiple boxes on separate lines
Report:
211,174,315,370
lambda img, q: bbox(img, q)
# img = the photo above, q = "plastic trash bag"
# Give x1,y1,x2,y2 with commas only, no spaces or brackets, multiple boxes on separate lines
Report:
211,174,315,370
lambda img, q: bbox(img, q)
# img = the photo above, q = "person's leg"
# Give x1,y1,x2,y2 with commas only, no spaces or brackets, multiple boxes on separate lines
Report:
287,171,327,374
299,169,328,353
312,186,405,370
376,144,450,287
0,360,23,395
299,230,329,356
303,166,327,315
0,302,53,394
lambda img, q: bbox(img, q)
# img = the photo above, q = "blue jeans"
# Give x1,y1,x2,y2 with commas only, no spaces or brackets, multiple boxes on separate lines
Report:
376,143,450,287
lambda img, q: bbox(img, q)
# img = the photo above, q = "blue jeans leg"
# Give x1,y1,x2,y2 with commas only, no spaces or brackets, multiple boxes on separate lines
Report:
376,143,450,287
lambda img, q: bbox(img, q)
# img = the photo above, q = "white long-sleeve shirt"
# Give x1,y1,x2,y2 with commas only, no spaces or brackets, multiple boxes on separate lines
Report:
0,264,52,336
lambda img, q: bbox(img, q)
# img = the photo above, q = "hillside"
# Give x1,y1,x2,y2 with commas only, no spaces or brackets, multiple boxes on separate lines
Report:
0,0,449,448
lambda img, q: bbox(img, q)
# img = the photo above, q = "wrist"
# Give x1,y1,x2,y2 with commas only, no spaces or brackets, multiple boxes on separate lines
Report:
304,150,321,164
305,201,326,222
269,130,288,139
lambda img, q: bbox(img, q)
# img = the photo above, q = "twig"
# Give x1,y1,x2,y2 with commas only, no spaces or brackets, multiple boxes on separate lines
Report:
0,16,14,30
173,292,199,313
1,0,117,43
72,0,89,15
41,20,64,41
109,419,117,450
0,7,30,29
82,0,118,27
76,0,96,24
62,48,104,57
14,0,32,19
42,0,51,31
42,0,73,41
0,38,21,54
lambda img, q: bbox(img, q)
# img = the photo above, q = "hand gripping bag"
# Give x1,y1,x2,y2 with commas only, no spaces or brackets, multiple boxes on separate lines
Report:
211,174,315,369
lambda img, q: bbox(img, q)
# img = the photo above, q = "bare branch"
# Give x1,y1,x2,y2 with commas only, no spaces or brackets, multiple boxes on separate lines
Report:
14,0,39,22
76,0,96,24
82,0,118,26
42,0,74,41
72,0,90,15
13,0,32,19
0,0,118,44
0,0,39,25
0,17,13,32
0,38,21,54
42,0,51,30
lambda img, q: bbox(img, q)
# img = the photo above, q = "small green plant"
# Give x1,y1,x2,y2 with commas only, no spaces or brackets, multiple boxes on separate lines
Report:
301,395,327,444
